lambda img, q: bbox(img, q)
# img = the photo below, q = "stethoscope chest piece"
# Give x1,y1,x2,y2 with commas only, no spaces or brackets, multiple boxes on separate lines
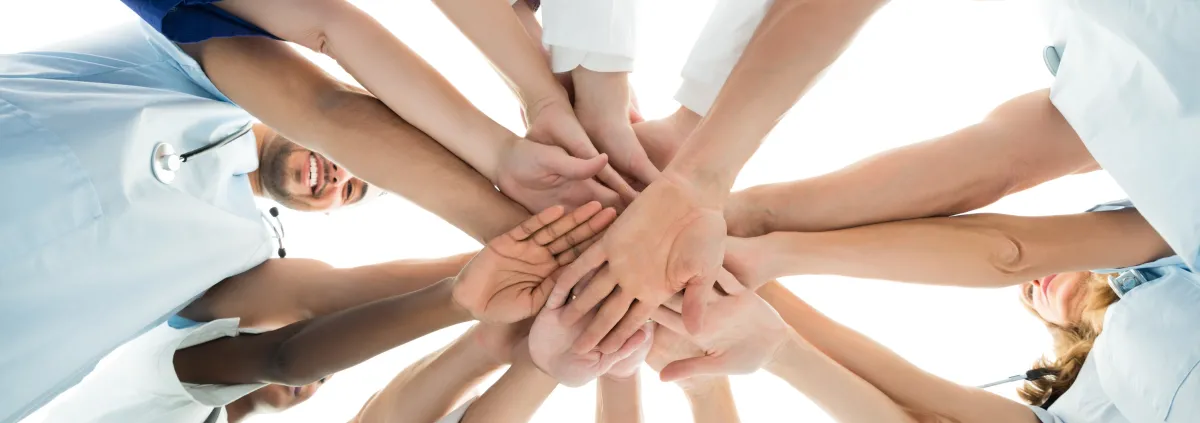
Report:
151,142,183,184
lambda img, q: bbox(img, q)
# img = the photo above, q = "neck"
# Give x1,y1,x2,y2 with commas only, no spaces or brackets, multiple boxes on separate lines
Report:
224,398,255,423
247,123,269,197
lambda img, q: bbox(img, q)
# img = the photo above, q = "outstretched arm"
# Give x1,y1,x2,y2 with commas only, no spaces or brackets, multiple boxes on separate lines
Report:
757,281,1040,423
182,36,529,243
352,323,518,423
433,0,638,201
667,0,888,202
728,89,1099,236
175,277,469,386
727,209,1171,289
179,253,473,329
461,339,559,423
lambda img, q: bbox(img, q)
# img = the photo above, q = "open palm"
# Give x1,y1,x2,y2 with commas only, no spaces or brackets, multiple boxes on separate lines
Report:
453,202,616,324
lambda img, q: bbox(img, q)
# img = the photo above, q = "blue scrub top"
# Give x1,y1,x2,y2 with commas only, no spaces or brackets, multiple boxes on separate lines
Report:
1028,201,1200,422
0,22,273,422
119,0,278,43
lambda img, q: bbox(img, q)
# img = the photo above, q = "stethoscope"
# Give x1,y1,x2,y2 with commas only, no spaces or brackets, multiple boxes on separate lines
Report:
150,122,287,258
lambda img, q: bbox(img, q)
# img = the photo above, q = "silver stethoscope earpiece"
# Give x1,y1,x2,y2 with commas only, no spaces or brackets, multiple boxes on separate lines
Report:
977,368,1055,389
151,122,255,185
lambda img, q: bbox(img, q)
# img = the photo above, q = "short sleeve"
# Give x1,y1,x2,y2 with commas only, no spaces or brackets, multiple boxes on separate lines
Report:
174,319,267,406
1027,405,1063,423
119,0,277,43
435,398,477,423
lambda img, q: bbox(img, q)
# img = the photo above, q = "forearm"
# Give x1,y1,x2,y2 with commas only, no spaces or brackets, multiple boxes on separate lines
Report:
751,210,1169,288
267,278,470,385
461,341,559,423
184,253,473,328
597,374,643,423
731,89,1096,234
358,327,503,423
435,0,567,110
185,36,530,243
668,0,887,199
766,330,913,423
757,282,1037,422
681,378,741,423
214,0,517,181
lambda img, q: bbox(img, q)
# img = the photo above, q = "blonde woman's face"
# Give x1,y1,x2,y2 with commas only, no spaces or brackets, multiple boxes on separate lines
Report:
1021,271,1091,326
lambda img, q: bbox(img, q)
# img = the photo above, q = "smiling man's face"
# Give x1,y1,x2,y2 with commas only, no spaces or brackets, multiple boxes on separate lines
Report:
257,130,370,211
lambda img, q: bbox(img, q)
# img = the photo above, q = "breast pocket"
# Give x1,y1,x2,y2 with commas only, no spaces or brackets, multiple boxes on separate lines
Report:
1095,269,1200,422
0,100,103,268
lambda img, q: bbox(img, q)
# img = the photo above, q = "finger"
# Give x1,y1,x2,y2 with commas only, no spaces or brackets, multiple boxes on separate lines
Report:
651,306,686,334
555,230,604,266
660,355,726,383
612,328,649,359
562,265,618,325
531,201,601,246
543,150,609,181
547,207,616,255
590,180,624,210
547,245,608,309
628,153,662,187
682,280,711,335
714,267,748,296
506,205,566,241
536,271,562,309
595,165,640,204
570,288,635,354
662,293,684,313
597,300,656,354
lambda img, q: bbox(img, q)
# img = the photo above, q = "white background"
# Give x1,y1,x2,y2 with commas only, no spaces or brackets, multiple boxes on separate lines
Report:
3,0,1126,422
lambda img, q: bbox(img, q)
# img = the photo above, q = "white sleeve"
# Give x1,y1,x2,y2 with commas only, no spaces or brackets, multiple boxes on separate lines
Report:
541,0,636,73
675,0,774,116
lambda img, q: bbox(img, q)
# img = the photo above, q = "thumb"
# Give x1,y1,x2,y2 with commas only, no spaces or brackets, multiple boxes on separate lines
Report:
681,280,711,335
542,150,609,181
660,355,725,382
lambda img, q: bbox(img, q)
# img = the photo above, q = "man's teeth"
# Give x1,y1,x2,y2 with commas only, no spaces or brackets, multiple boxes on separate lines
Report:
309,156,318,188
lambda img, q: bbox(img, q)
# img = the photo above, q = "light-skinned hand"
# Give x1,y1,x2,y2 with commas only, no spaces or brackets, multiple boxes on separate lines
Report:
547,174,747,355
572,69,660,187
603,322,654,379
630,106,700,171
453,202,617,324
645,324,722,391
524,98,639,203
471,320,534,365
650,290,788,383
497,137,622,211
529,291,649,387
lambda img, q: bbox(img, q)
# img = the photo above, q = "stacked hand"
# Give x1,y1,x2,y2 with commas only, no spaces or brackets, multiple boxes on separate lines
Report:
453,201,616,324
529,294,650,387
497,137,622,211
547,174,747,356
650,290,788,382
524,98,639,204
572,69,660,188
603,322,654,379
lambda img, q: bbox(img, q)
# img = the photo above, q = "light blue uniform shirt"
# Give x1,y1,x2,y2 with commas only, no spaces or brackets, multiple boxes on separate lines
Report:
1042,0,1200,271
1029,201,1200,422
0,23,273,422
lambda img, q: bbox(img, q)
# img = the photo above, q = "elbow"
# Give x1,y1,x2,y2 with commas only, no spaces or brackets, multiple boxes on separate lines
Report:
289,0,363,57
978,222,1035,282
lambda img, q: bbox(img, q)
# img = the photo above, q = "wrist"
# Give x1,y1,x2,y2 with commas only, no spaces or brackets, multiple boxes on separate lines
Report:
679,375,729,398
521,87,573,123
571,69,631,124
441,276,472,323
659,170,732,209
765,330,810,376
725,186,777,238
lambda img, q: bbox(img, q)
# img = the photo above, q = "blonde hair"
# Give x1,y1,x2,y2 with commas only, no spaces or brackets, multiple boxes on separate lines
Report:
1017,272,1119,408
